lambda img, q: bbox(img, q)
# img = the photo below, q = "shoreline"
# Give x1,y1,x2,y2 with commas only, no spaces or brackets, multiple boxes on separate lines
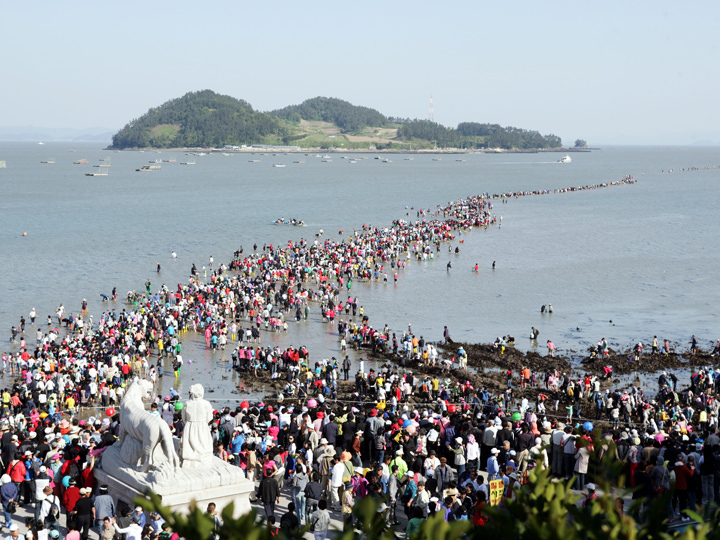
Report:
103,146,594,155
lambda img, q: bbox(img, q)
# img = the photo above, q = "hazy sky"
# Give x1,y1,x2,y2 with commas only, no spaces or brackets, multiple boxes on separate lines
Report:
3,1,719,145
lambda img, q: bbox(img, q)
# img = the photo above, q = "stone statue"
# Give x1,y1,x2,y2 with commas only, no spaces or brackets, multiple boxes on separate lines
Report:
117,378,180,472
180,383,214,467
98,379,253,518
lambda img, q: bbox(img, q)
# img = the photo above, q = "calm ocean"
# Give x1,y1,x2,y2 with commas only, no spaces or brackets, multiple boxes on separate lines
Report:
1,143,718,401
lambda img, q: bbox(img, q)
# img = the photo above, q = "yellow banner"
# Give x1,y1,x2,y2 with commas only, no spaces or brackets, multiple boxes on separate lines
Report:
489,479,504,506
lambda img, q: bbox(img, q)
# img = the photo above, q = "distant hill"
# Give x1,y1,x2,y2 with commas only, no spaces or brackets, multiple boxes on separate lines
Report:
271,97,387,132
109,90,564,150
110,90,284,149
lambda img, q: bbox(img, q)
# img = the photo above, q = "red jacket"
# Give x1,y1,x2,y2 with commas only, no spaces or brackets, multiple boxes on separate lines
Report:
674,463,694,491
63,486,81,512
7,460,26,483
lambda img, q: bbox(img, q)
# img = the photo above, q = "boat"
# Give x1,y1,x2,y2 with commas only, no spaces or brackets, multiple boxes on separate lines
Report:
293,160,304,164
558,155,572,163
40,159,55,164
73,159,89,165
248,160,260,163
348,160,357,164
273,164,286,168
382,159,392,163
94,164,111,168
456,159,466,162
432,158,442,162
85,172,108,177
179,161,196,165
0,161,6,169
322,155,331,159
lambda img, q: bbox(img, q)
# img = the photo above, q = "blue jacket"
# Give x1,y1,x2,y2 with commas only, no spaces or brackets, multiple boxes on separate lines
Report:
1,482,18,504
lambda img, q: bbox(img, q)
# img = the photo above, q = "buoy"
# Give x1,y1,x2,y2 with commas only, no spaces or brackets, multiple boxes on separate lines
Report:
22,232,27,237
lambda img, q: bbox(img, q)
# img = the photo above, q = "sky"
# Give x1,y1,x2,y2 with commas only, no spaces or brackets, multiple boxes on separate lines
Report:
2,1,719,145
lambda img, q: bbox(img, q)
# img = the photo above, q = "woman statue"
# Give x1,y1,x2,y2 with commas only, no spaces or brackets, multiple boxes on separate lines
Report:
180,384,214,467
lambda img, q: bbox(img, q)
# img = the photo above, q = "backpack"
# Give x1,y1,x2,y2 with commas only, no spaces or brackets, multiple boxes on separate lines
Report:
48,496,60,522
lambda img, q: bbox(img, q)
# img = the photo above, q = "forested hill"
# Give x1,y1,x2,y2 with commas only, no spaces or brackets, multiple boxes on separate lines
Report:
110,90,566,149
270,97,387,132
110,90,284,149
394,119,562,149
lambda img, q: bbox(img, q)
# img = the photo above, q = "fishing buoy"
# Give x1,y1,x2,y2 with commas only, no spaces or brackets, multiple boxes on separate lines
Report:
22,232,27,237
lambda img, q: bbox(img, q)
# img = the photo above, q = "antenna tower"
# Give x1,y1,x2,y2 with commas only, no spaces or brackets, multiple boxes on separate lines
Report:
428,95,434,122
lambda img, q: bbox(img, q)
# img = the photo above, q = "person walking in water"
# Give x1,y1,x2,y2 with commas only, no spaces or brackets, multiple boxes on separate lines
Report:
447,262,452,271
547,340,556,357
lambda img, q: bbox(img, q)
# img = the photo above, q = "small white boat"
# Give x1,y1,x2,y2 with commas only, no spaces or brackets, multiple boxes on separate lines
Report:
179,161,196,165
558,155,572,163
382,158,392,163
273,164,286,168
248,160,260,163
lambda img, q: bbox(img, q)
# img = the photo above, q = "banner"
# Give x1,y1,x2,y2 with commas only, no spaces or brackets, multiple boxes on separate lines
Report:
489,479,504,506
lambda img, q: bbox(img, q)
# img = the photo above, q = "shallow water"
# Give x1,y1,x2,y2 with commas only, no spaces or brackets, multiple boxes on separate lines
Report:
1,143,718,403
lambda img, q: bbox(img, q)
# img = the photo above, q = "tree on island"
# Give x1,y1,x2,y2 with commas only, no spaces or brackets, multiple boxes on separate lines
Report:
574,139,588,148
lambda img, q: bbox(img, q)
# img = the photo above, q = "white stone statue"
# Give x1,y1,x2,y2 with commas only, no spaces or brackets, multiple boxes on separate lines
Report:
180,384,214,467
117,378,180,472
98,379,253,518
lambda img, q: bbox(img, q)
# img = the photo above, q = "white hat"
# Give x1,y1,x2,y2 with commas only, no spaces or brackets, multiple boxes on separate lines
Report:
490,448,500,454
320,438,328,445
9,525,18,532
396,449,403,455
455,437,463,444
405,471,414,476
587,483,596,491
135,506,143,512
377,503,388,513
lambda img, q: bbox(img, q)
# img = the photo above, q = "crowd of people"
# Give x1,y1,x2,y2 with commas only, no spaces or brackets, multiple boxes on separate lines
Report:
6,174,719,539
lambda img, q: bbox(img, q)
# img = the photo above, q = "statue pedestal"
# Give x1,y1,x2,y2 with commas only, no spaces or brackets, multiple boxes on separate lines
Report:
95,445,255,517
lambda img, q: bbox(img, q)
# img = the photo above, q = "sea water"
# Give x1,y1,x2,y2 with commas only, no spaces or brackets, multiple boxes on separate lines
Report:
0,143,718,402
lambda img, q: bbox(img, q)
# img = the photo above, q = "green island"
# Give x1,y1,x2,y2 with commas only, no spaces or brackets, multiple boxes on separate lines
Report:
109,90,574,151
